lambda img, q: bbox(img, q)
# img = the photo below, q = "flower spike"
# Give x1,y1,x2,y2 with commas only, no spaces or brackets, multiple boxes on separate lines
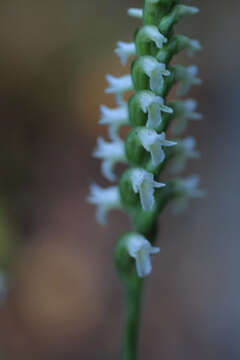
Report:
90,0,203,293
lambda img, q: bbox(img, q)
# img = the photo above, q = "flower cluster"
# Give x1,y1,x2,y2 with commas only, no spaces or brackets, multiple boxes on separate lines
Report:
88,0,203,278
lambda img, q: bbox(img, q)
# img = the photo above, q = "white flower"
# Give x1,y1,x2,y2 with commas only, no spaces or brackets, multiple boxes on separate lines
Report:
172,175,205,214
88,184,121,225
138,25,167,49
131,168,165,211
138,92,173,128
138,129,177,166
171,136,200,174
127,8,143,19
105,74,133,93
177,65,202,96
99,104,129,140
141,57,170,93
93,137,126,181
126,233,160,278
115,42,136,65
172,99,202,135
187,39,202,57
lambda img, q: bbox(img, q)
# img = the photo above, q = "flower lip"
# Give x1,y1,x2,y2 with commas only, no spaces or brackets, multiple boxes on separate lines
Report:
130,168,165,211
139,129,177,166
126,233,160,278
115,42,136,65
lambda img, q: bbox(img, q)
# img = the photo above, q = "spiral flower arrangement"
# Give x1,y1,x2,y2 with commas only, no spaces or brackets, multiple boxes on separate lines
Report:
88,1,204,359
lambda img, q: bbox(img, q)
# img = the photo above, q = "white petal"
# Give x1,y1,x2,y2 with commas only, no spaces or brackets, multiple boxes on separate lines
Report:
105,74,133,94
101,160,116,181
127,8,143,19
115,42,136,65
136,250,152,277
126,233,160,278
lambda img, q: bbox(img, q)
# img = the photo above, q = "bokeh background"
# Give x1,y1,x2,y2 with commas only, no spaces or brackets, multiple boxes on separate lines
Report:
0,1,239,359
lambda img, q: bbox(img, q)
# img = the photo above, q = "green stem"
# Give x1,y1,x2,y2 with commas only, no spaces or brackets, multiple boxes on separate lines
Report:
122,278,143,360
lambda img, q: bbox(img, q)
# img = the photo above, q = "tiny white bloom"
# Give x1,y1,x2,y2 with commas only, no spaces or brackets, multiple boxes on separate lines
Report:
139,129,177,166
127,8,143,19
177,65,202,96
172,175,205,214
139,25,168,49
187,39,202,57
105,74,133,105
88,184,121,225
172,99,202,135
93,137,126,181
126,233,160,278
171,136,200,174
99,104,129,140
139,92,173,128
115,42,136,65
141,57,170,93
131,168,165,211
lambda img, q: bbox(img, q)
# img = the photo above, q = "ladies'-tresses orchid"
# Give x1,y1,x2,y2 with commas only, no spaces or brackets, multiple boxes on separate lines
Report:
99,104,129,140
172,99,202,135
93,137,126,181
137,91,173,128
138,128,177,166
126,233,160,278
130,168,165,211
171,136,200,174
88,184,121,226
89,3,203,355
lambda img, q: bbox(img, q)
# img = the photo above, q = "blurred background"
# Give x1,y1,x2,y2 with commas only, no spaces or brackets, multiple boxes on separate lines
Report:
0,0,239,359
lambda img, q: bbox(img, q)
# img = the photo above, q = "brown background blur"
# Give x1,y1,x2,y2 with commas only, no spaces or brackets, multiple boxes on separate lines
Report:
0,1,239,359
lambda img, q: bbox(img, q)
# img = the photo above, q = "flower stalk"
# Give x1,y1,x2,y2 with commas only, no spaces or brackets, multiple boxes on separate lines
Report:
88,1,203,359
